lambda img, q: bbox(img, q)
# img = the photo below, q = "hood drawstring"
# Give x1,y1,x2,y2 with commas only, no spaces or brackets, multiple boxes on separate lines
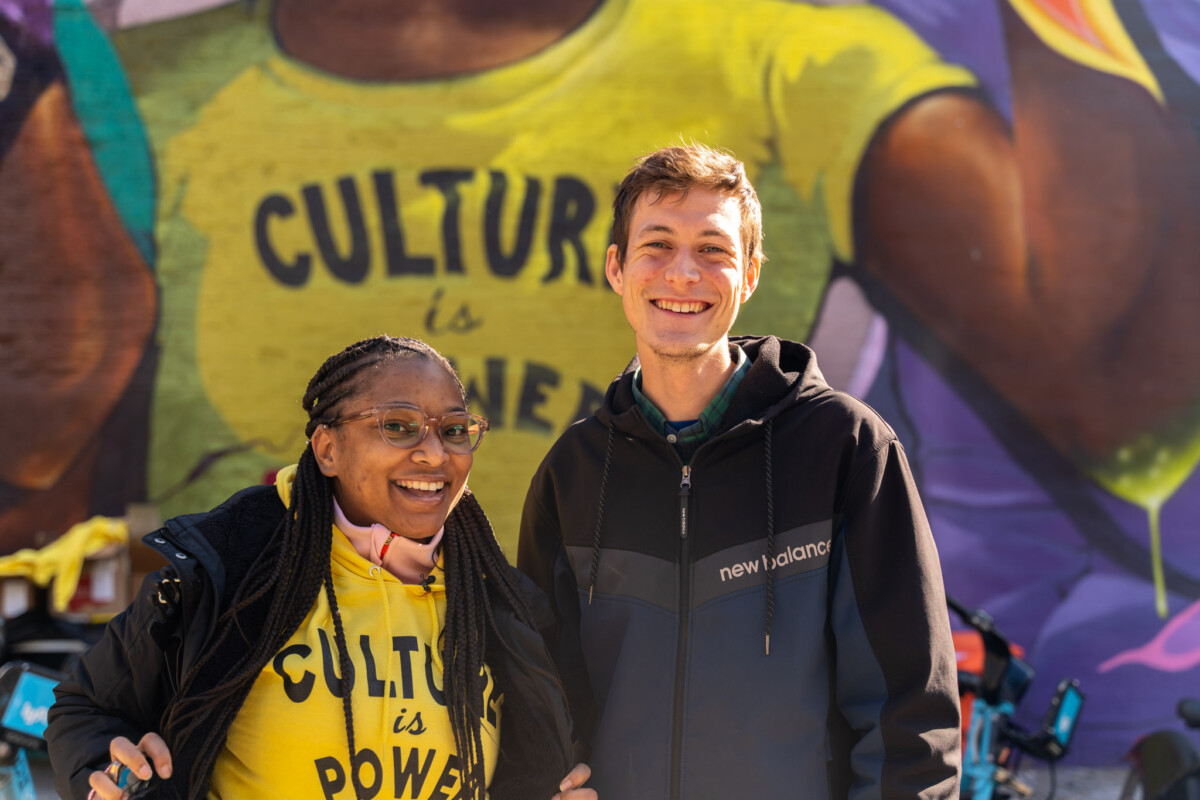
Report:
587,425,617,604
764,418,775,656
425,584,444,674
366,562,443,741
367,565,396,742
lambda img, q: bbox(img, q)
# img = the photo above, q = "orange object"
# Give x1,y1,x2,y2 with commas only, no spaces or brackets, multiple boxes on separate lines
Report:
954,630,1025,740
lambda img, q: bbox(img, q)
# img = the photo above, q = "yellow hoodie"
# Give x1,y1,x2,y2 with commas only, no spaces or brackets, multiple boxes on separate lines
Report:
208,467,500,799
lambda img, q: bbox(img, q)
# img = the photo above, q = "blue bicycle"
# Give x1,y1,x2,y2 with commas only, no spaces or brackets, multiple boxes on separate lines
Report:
0,660,64,800
950,596,1085,800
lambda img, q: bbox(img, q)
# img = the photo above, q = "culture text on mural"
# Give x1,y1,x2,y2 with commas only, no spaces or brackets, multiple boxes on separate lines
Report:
255,169,601,286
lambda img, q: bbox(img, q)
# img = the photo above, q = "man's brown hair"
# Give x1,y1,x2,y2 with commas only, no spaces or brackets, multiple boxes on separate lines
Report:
611,143,764,267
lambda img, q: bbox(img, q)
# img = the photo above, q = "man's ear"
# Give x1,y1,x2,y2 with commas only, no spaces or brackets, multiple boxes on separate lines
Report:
310,424,339,477
604,244,625,295
740,255,762,303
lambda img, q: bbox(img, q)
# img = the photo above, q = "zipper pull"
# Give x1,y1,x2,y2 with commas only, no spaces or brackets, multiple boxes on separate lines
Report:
679,465,691,539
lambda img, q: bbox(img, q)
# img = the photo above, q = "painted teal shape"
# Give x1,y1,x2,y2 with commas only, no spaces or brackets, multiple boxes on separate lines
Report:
52,0,155,267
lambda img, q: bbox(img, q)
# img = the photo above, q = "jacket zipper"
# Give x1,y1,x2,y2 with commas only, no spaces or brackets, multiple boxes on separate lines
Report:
670,464,691,800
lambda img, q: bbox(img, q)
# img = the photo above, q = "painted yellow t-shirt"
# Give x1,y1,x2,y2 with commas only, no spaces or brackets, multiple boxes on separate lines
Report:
208,471,500,798
112,0,973,548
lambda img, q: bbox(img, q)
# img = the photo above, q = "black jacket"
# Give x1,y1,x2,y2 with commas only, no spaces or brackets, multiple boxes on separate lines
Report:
518,336,961,799
47,485,575,799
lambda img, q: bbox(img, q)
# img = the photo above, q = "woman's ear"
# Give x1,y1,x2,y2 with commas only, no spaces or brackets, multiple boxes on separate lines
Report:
310,424,339,477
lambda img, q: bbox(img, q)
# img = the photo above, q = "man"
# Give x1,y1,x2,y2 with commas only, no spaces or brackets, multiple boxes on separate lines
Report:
518,144,960,799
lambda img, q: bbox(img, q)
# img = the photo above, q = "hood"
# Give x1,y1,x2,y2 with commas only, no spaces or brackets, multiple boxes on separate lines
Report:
595,335,832,435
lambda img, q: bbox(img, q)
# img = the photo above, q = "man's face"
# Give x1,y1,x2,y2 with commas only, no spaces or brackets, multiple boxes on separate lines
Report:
605,187,760,364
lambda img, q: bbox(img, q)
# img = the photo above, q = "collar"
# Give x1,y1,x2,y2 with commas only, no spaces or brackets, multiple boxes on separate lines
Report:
632,344,749,453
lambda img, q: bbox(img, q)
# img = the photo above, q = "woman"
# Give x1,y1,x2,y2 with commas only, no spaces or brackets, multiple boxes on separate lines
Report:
46,336,594,800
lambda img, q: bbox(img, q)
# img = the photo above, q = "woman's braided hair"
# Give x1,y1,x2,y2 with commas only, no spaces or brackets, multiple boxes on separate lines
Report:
161,335,539,800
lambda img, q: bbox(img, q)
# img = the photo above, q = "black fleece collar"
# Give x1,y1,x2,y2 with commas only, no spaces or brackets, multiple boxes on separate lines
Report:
595,335,832,440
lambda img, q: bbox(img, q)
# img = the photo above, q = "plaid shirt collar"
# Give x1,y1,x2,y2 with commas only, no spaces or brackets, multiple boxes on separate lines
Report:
633,345,749,452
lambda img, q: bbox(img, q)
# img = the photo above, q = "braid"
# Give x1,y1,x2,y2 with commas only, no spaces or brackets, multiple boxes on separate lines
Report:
160,335,439,800
442,491,541,800
303,336,456,435
326,563,362,797
162,449,336,799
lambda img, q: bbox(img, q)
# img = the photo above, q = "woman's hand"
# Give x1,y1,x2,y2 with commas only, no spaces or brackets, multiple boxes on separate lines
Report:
552,762,597,799
86,733,173,800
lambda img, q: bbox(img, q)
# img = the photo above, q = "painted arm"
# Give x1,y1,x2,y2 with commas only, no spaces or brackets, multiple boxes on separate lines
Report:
0,80,156,534
856,8,1200,472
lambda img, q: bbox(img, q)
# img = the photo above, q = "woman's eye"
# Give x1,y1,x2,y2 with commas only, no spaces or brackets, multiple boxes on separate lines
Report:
443,424,468,439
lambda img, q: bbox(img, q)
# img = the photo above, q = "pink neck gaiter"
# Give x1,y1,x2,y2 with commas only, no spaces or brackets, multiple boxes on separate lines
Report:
332,499,443,585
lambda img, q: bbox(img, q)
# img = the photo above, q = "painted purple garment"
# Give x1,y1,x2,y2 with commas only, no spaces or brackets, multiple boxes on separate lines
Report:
868,339,1200,764
874,0,1012,120
876,0,1200,131
1144,0,1200,89
0,0,58,162
0,0,51,46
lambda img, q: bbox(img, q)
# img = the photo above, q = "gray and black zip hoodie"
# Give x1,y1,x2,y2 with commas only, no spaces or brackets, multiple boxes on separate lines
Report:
518,335,960,800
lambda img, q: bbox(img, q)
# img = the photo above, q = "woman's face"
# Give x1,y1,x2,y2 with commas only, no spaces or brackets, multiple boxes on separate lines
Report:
312,356,473,540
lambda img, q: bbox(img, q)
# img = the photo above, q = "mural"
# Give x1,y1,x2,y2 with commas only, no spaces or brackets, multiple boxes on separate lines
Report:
1,0,1198,764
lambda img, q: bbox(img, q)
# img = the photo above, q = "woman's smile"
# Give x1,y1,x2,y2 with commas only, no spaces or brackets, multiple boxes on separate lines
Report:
314,357,475,539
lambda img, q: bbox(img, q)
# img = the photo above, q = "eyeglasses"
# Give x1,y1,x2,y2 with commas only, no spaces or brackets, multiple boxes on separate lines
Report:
326,405,490,454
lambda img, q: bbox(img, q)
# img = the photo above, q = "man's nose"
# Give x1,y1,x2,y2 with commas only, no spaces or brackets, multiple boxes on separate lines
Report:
664,252,701,285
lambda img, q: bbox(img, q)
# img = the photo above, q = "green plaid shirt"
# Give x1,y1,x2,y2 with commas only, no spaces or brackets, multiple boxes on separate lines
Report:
633,345,749,463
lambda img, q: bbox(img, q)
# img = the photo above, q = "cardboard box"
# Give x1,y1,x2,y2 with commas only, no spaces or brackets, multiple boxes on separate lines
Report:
125,503,168,594
59,544,131,623
60,504,170,622
0,579,34,620
0,505,170,624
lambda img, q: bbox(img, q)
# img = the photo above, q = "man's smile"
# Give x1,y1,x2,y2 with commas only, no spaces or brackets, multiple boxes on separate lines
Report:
653,299,711,314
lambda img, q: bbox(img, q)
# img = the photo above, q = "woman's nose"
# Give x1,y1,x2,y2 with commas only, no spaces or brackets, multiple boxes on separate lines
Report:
411,426,449,464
